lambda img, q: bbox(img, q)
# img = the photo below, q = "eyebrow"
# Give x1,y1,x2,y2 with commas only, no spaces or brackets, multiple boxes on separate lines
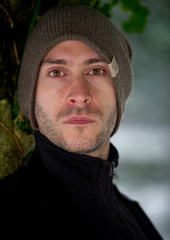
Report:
85,58,107,65
42,58,107,65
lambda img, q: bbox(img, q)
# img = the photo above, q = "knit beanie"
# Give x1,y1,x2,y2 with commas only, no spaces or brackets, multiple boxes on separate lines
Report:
18,4,133,135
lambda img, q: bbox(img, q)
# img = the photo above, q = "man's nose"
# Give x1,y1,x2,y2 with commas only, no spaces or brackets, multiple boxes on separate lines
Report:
67,76,92,107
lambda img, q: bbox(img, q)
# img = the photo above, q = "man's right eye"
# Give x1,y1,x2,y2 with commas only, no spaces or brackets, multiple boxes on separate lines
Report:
49,69,65,77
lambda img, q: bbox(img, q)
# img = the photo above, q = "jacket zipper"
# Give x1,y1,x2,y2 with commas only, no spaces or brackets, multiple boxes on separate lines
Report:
109,161,115,177
100,162,143,239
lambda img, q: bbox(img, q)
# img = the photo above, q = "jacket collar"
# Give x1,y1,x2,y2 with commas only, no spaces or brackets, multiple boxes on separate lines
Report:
34,131,119,197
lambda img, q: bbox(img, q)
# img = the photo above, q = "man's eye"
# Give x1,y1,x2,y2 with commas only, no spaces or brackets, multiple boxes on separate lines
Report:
49,70,64,77
89,68,104,76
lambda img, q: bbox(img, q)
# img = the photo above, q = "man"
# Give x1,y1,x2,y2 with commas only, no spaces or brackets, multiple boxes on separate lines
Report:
0,4,163,239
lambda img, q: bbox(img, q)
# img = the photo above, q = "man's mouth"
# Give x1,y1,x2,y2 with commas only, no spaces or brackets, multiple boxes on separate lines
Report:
63,116,96,125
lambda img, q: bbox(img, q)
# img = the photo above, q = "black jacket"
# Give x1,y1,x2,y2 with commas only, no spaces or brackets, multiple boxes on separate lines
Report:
0,131,163,239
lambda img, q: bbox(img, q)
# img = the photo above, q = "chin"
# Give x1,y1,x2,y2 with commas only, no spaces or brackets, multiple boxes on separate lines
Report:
63,138,97,154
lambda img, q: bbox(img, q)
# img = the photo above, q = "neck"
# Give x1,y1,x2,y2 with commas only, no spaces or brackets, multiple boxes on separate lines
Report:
84,140,110,160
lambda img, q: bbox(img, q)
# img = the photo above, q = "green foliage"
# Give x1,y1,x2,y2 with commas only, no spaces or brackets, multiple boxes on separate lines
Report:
15,115,33,135
96,2,113,18
25,0,42,46
95,0,149,33
0,0,149,178
120,0,149,33
0,98,35,178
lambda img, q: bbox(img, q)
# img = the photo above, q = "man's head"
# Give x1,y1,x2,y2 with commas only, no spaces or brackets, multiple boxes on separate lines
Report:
34,40,117,158
18,4,133,157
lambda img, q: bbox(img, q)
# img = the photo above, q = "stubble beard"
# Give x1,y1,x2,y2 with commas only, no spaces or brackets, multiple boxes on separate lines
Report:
34,101,117,155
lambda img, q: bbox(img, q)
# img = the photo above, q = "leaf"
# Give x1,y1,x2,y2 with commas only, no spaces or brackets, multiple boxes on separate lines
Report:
15,114,33,135
95,2,113,18
122,6,149,33
121,0,140,11
119,0,149,33
111,0,119,5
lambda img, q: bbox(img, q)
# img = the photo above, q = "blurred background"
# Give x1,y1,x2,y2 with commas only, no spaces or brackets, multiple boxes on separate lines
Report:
111,0,170,239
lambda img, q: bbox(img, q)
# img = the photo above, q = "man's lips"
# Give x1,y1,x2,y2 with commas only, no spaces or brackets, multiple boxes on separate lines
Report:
63,116,96,125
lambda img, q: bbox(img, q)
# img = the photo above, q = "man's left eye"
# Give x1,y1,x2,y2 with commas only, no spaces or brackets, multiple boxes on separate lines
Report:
89,68,104,76
49,70,64,77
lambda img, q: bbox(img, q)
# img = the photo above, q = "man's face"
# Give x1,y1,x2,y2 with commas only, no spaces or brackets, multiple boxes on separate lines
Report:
35,40,117,159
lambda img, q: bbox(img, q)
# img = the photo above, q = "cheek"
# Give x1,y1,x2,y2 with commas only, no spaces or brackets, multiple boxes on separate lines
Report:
35,87,59,119
101,88,117,121
97,76,116,98
36,80,58,104
98,82,116,106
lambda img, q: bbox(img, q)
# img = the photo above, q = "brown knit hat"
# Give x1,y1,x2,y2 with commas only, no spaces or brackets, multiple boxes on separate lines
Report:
18,4,133,135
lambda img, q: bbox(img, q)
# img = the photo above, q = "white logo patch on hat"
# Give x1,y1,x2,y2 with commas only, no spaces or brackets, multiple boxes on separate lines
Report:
108,57,119,78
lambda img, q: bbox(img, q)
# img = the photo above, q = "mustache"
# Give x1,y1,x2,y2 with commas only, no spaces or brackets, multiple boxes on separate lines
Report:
56,106,103,119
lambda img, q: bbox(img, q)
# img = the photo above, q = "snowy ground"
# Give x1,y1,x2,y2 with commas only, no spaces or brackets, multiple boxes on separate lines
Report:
111,125,170,240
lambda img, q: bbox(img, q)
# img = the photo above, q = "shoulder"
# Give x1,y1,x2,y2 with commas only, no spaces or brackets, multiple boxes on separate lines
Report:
113,184,138,205
113,184,163,239
0,165,34,216
0,149,61,204
113,184,151,221
0,165,28,193
0,150,41,200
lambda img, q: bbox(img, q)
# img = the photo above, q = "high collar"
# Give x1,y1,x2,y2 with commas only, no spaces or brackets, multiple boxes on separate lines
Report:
34,131,119,198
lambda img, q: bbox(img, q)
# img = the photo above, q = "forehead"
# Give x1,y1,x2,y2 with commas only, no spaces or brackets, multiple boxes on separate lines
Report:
43,40,104,63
